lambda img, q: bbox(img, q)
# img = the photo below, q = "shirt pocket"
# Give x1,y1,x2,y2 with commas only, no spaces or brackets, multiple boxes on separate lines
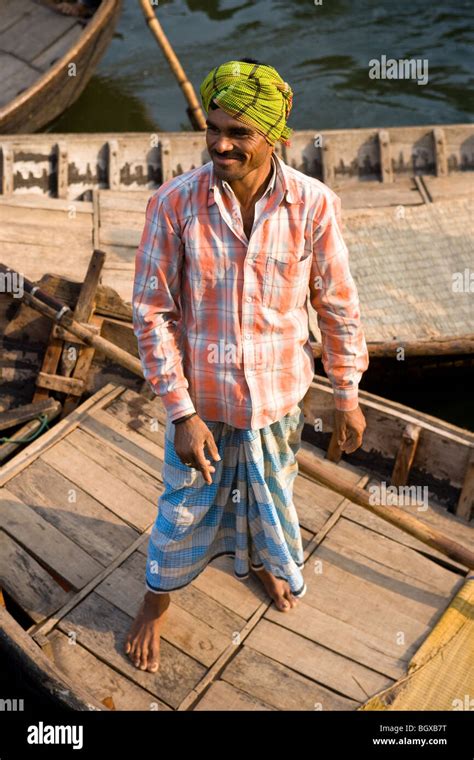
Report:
262,250,312,312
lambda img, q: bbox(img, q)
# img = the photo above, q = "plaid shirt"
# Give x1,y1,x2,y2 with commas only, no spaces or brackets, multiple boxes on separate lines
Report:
133,153,369,429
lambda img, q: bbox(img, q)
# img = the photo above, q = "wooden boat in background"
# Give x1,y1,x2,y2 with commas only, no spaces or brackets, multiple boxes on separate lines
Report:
0,0,122,134
0,124,473,358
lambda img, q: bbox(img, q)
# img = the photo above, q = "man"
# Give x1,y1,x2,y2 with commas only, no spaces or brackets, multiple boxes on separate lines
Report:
126,58,369,673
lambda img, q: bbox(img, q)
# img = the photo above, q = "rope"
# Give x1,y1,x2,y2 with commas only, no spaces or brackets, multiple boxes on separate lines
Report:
0,414,50,444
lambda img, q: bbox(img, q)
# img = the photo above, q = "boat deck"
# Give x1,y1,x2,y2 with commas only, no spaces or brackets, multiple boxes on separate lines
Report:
1,383,472,710
0,0,83,109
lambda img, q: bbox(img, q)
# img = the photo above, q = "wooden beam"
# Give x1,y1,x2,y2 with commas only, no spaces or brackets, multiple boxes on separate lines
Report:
1,144,13,195
56,141,68,199
36,372,85,395
456,449,474,521
0,398,61,432
296,445,474,569
0,400,62,463
107,139,119,190
310,335,474,358
433,127,448,177
321,136,335,186
391,423,421,486
22,289,143,377
0,607,107,711
378,130,393,182
160,137,172,182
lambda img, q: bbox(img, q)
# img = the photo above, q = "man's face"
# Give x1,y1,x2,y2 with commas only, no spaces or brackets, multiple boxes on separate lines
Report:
205,104,273,181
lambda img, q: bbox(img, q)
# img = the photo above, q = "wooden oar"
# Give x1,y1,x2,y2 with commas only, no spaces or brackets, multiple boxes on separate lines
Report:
138,0,206,130
297,443,474,569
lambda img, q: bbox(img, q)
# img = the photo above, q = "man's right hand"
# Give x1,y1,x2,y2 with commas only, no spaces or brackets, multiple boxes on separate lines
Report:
174,415,221,485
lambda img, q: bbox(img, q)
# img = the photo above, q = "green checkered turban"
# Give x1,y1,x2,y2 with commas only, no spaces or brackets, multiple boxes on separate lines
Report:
199,60,294,147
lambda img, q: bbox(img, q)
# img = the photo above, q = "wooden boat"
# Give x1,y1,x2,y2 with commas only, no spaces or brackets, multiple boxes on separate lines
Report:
0,371,473,711
0,0,122,134
0,124,473,357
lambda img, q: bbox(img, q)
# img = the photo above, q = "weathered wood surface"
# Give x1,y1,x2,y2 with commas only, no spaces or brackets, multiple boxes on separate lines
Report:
1,383,471,711
1,124,472,196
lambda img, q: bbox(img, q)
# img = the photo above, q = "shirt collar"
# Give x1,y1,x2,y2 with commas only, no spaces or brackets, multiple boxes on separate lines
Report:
208,152,301,207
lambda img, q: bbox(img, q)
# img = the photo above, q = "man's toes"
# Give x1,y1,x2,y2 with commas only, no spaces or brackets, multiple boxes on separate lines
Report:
147,659,159,673
275,595,290,611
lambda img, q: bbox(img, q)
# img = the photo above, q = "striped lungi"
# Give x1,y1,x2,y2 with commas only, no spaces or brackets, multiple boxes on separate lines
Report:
145,400,307,598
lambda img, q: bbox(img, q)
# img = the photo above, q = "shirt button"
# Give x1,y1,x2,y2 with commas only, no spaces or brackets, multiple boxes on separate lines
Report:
245,334,251,340
245,296,252,302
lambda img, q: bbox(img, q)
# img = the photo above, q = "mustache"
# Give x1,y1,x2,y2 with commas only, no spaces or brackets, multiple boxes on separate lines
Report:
213,153,243,160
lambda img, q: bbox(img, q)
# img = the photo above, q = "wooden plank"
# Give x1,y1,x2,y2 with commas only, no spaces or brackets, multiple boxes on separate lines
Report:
0,398,59,431
0,531,68,622
0,487,102,588
433,127,448,177
391,423,421,486
103,396,166,448
1,144,13,195
221,646,358,711
302,382,473,491
6,458,140,567
422,175,474,202
342,499,470,574
57,592,206,709
0,0,34,35
324,517,461,596
303,536,461,638
321,135,334,186
0,54,40,109
47,630,172,711
95,563,231,668
192,555,268,619
66,427,162,504
56,142,68,199
41,438,157,531
36,371,85,395
107,140,119,190
0,2,77,62
245,618,393,702
32,22,82,71
79,412,164,480
334,179,424,209
0,383,124,486
0,220,92,248
194,680,276,711
457,449,474,521
264,598,406,681
378,130,393,183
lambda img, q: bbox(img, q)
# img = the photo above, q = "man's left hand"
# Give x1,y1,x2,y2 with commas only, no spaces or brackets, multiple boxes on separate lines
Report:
334,405,366,454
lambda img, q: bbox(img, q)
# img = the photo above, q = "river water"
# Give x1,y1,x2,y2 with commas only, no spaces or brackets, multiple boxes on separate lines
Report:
49,0,474,133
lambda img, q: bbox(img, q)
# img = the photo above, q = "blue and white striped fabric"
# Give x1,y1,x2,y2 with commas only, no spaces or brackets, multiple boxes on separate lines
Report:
145,400,307,598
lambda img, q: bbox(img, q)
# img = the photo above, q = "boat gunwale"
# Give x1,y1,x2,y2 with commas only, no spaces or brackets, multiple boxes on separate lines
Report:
0,0,121,124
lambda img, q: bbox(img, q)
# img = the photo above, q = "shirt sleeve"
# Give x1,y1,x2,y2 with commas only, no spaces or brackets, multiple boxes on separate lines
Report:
309,189,369,411
132,193,196,422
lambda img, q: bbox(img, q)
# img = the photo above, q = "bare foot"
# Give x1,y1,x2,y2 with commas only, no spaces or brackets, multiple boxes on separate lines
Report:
124,591,170,672
251,566,299,612
54,2,94,18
